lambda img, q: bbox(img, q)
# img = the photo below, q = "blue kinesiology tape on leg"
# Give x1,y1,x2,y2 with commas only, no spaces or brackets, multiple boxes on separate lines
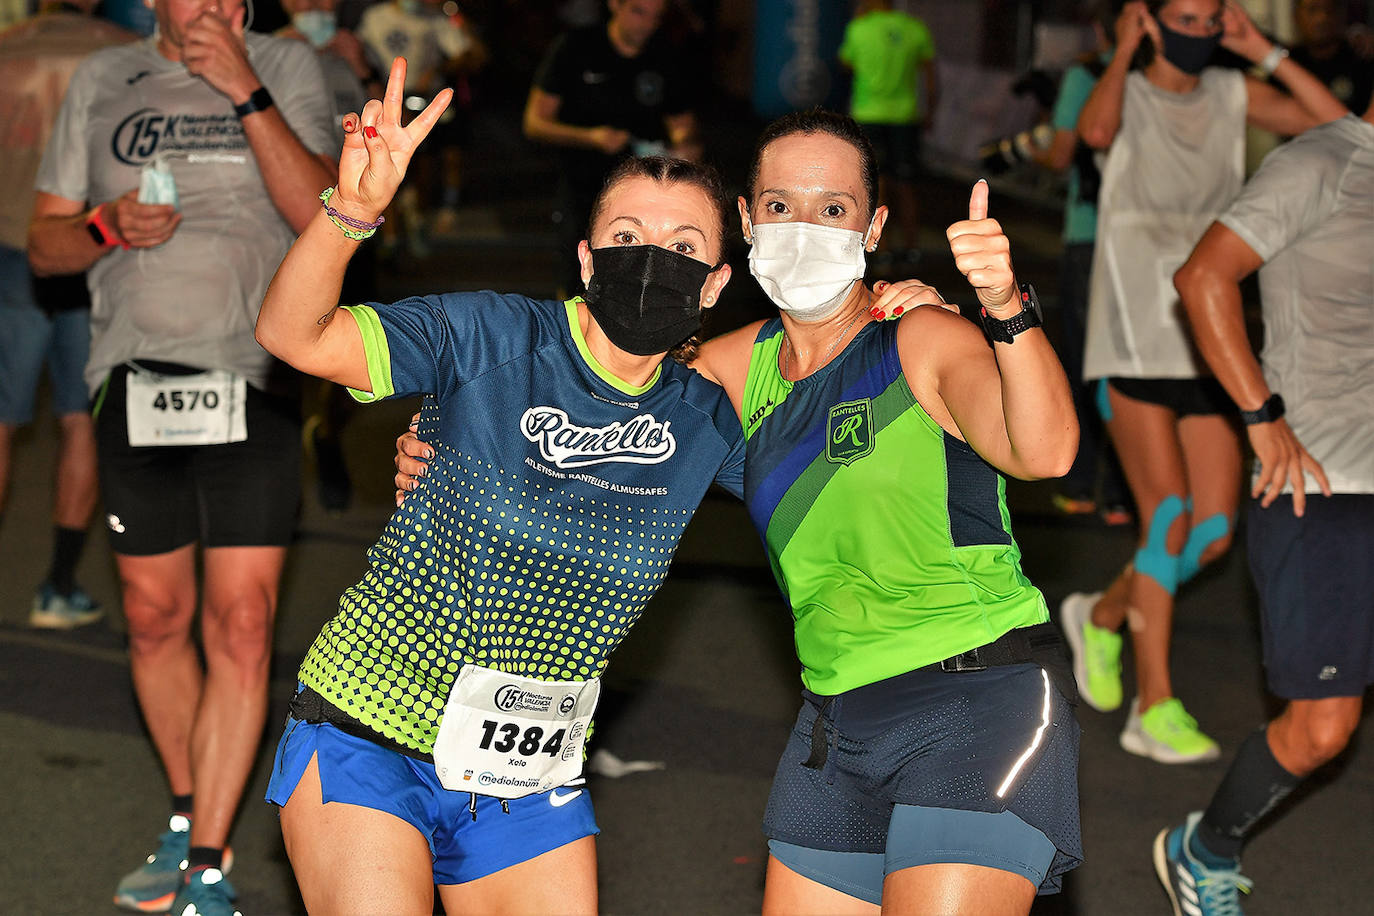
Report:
1178,512,1229,584
1095,379,1113,422
1134,494,1185,594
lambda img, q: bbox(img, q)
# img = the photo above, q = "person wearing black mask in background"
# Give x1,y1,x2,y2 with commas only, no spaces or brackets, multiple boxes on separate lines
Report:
1060,0,1345,766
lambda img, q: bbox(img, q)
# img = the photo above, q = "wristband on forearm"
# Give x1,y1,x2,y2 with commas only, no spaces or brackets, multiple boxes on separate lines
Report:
319,187,384,240
1258,45,1289,76
85,204,126,249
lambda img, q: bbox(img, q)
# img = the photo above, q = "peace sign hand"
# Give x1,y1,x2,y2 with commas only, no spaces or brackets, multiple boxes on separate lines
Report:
946,179,1018,314
334,57,452,223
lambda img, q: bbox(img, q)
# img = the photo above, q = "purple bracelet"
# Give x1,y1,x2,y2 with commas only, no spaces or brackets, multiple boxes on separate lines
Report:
319,188,384,231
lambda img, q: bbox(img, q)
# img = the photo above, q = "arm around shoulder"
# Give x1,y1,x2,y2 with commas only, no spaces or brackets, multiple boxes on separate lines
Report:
692,321,764,420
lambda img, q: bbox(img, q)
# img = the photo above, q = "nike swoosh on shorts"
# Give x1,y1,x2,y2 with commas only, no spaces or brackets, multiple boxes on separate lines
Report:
549,789,583,808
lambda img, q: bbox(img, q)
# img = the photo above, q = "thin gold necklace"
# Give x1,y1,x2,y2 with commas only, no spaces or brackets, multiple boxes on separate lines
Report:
782,308,865,381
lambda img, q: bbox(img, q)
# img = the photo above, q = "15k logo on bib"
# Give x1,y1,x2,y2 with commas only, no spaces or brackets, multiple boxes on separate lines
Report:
826,399,874,466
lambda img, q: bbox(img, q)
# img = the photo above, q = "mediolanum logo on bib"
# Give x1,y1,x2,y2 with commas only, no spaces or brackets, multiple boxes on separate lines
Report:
521,407,675,468
826,399,874,466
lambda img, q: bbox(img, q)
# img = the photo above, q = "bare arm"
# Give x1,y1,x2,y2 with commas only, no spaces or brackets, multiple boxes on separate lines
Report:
1077,1,1153,149
181,7,335,232
1030,127,1077,172
522,87,629,155
1174,221,1330,513
1216,0,1347,136
691,322,764,420
1243,69,1346,136
256,59,451,390
904,182,1077,479
29,189,182,277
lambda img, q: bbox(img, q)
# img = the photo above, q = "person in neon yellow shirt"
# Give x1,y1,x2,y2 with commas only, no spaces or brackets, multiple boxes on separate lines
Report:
838,0,936,266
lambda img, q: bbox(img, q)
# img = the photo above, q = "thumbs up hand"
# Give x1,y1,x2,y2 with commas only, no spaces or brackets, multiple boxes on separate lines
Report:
946,179,1018,314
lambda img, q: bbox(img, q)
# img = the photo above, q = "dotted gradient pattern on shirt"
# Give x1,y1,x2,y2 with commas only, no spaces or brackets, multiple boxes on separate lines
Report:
298,443,692,754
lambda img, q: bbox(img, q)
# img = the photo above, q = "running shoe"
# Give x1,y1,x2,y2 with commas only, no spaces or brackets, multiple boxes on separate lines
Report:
170,867,240,916
1120,698,1220,763
1100,503,1134,526
1051,492,1097,516
1153,811,1252,916
1059,591,1123,712
30,582,103,629
114,814,190,912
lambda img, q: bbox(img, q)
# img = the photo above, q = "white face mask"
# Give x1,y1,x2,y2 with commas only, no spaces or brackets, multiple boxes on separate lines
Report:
292,9,336,47
747,221,869,323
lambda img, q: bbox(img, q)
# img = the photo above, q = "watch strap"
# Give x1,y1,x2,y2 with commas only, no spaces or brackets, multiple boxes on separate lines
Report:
233,86,275,119
1239,392,1285,425
85,204,125,249
980,284,1043,345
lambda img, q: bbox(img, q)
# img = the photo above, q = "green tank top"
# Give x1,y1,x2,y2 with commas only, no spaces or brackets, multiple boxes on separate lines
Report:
741,318,1048,695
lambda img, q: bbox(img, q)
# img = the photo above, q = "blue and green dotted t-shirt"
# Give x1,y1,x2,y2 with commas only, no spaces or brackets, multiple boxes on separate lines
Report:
297,294,744,754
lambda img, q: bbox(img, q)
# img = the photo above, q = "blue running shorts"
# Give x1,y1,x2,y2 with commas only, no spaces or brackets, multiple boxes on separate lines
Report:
763,662,1081,897
266,716,600,884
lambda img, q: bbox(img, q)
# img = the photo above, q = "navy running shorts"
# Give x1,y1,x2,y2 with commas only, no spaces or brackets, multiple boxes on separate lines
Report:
266,715,600,885
93,362,301,555
769,806,1058,905
762,662,1082,895
1249,493,1374,699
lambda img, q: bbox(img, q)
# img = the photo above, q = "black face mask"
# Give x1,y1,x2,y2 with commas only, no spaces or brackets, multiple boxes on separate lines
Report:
1157,20,1222,75
584,245,713,356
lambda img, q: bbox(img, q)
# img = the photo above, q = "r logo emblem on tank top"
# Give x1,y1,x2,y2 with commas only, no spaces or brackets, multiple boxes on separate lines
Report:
826,399,874,466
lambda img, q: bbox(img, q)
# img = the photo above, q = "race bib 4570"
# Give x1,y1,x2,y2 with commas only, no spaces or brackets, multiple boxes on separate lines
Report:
126,368,247,447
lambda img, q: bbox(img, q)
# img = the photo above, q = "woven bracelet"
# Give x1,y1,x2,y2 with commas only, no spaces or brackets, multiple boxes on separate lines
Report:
319,187,384,240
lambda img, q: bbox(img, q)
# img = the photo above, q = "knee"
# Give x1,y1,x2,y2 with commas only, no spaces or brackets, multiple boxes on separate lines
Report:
1299,712,1359,768
1134,494,1188,594
202,594,274,669
123,584,193,654
1276,703,1361,772
1178,511,1233,585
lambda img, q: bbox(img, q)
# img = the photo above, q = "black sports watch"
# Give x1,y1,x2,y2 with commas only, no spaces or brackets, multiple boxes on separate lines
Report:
233,86,275,119
1239,393,1285,425
980,281,1044,345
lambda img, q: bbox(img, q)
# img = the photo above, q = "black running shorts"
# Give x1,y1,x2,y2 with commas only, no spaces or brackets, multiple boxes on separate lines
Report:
93,361,301,556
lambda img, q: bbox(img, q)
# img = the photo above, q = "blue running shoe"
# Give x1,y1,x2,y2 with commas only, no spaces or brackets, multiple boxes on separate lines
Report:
114,814,190,912
30,582,103,629
1153,811,1253,916
170,867,240,916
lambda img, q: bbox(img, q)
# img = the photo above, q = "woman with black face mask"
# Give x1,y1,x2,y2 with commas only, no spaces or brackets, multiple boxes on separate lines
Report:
253,58,753,915
1061,0,1347,768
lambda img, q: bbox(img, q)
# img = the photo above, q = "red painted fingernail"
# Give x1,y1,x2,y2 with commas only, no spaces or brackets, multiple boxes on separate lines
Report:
894,306,905,316
874,310,886,320
364,126,378,140
870,307,881,318
343,117,356,132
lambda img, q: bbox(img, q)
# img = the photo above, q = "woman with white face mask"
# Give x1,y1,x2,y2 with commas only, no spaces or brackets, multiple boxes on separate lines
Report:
397,109,1083,914
1065,0,1347,769
694,108,1082,916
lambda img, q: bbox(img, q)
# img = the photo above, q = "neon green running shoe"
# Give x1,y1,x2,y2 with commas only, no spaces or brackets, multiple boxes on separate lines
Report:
1121,698,1221,764
1060,592,1123,712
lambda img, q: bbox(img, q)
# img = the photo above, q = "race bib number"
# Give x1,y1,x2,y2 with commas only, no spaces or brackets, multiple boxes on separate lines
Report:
432,665,599,798
126,369,247,447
